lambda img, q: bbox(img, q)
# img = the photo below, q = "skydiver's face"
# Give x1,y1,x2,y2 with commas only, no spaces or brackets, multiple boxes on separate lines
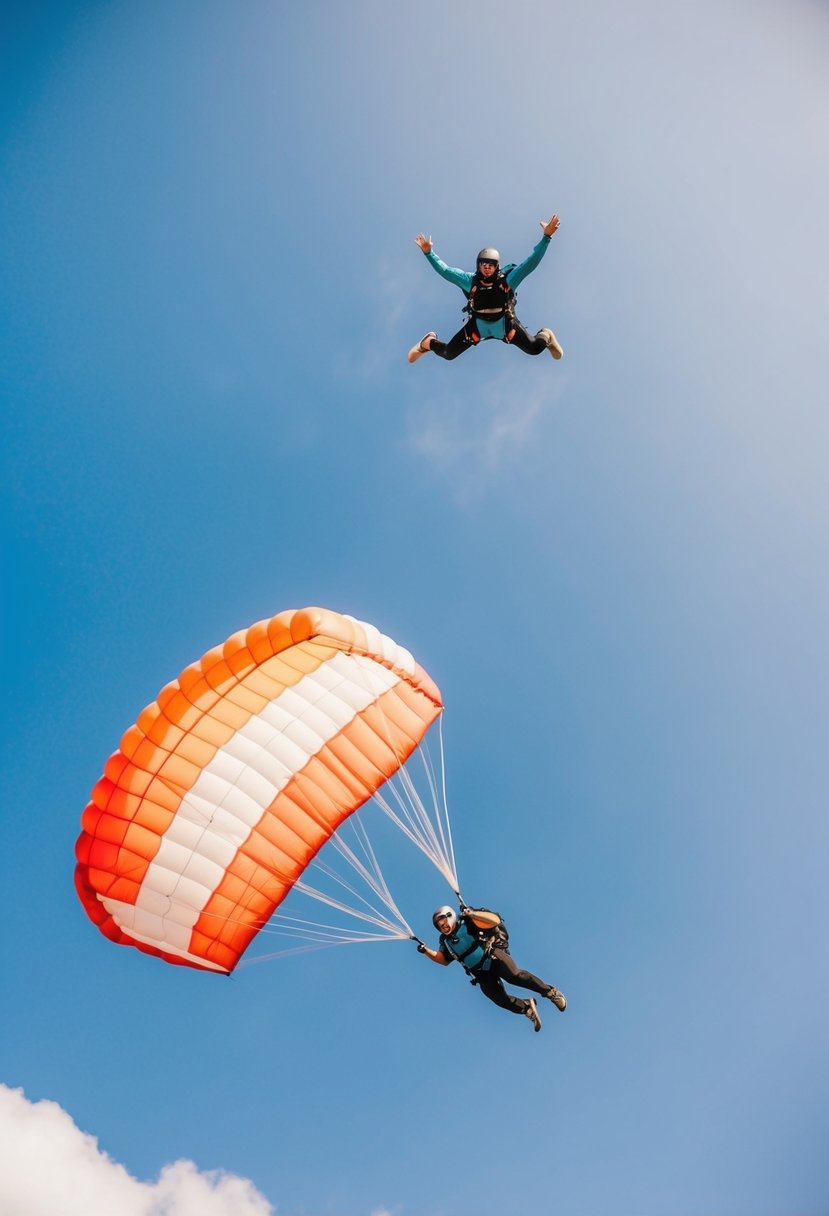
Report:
478,260,497,279
435,912,454,934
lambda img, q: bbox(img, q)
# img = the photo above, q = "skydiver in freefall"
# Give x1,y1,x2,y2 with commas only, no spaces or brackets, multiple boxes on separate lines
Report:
407,213,564,364
416,905,567,1033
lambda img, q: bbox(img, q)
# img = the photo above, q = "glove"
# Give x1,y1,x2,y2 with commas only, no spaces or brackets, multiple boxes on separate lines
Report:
416,942,427,954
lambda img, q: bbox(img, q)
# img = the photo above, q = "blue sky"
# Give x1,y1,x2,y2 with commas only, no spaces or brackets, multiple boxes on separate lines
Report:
2,2,828,1213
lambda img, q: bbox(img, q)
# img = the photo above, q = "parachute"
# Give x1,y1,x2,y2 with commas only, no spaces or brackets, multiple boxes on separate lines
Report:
75,607,444,974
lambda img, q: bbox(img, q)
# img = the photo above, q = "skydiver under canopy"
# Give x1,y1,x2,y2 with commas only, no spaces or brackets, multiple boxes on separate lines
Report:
417,905,566,1032
407,214,564,364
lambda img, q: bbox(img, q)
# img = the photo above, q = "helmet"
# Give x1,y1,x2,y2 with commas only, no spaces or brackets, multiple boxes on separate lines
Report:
476,247,500,270
432,905,458,932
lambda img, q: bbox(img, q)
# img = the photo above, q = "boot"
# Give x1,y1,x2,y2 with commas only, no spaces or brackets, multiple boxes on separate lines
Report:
537,327,563,360
407,332,436,363
546,986,567,1011
524,997,542,1032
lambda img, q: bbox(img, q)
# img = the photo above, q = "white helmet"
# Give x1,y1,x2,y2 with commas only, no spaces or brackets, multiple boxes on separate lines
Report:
432,906,458,932
477,247,501,269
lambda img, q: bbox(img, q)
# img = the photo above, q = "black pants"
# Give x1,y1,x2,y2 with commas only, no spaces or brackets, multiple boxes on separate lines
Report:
430,317,547,361
473,948,553,1015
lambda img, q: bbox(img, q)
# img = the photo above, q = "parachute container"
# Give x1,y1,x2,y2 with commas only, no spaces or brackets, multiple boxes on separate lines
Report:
75,607,442,974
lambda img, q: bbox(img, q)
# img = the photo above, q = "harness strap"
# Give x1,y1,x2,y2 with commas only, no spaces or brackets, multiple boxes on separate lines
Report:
465,272,514,320
449,939,481,964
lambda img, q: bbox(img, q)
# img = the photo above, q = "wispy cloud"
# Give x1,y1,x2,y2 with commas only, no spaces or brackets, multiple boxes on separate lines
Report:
0,1084,274,1216
405,370,557,501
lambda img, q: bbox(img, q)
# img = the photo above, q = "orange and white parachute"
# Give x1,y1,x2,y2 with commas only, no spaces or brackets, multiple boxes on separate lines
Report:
75,607,443,974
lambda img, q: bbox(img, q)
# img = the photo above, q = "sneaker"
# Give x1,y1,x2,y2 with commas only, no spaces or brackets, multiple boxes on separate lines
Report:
546,986,567,1011
524,997,542,1032
538,327,563,360
407,332,436,364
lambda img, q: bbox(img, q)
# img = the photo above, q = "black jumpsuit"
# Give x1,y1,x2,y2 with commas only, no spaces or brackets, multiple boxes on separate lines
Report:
441,921,554,1016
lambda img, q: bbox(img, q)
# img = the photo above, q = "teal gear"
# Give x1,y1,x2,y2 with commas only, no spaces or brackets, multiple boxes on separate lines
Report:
440,919,488,973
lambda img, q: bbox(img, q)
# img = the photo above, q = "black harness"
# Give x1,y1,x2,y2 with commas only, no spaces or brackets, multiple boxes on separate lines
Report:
463,267,517,340
440,931,483,969
440,911,510,975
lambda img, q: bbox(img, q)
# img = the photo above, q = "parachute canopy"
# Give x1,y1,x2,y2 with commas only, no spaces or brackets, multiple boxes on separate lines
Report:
75,607,443,974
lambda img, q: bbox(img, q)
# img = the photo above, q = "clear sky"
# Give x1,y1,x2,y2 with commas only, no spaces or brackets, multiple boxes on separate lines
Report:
2,2,828,1214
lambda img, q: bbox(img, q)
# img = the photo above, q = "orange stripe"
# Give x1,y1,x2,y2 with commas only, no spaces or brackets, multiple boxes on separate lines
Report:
75,608,443,970
192,681,440,972
76,638,341,924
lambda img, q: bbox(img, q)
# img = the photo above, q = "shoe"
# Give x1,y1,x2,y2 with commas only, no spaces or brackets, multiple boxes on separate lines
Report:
538,328,563,360
524,998,542,1032
546,986,567,1011
407,332,436,363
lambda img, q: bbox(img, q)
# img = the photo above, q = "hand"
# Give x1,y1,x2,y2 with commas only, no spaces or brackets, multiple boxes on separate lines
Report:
415,232,433,253
417,942,427,954
540,214,560,238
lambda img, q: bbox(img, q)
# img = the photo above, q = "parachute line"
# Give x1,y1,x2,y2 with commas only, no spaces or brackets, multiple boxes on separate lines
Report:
343,658,459,892
371,743,459,891
241,694,460,965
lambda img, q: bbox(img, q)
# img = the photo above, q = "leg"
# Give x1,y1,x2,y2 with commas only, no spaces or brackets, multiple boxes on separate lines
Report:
505,317,548,355
476,967,543,1031
430,322,477,361
475,969,530,1015
488,949,554,995
507,317,563,358
489,949,567,1011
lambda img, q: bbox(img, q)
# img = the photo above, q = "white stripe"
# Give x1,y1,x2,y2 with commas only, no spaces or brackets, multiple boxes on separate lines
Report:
101,651,402,962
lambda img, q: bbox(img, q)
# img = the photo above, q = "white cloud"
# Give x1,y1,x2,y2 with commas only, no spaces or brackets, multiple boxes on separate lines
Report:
406,370,557,500
0,1085,274,1216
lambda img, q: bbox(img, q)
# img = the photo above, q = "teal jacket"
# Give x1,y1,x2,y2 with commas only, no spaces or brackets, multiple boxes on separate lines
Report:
439,919,489,973
423,234,552,340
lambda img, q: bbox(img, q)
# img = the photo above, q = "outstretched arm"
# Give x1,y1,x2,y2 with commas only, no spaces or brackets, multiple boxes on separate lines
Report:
414,233,474,290
506,213,562,288
463,909,501,931
418,943,452,965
